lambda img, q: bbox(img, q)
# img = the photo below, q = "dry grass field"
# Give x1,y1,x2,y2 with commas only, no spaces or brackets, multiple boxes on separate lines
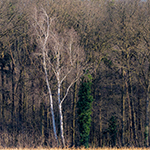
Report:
0,148,149,150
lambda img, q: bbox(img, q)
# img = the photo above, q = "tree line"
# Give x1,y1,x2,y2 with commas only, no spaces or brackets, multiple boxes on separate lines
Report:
0,0,150,148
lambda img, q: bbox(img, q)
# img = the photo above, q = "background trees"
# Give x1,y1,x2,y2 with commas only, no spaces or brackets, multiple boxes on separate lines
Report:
0,0,150,148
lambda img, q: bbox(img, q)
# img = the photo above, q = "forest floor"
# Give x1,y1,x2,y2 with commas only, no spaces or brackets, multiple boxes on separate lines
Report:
0,148,149,150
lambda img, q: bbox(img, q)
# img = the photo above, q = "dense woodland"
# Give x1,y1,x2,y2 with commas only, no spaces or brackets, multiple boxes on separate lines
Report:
1,0,150,148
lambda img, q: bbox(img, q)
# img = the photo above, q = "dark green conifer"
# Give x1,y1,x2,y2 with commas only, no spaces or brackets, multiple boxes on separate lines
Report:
77,74,94,148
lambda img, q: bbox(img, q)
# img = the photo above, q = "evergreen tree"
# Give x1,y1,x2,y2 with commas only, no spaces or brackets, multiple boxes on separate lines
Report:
77,74,94,148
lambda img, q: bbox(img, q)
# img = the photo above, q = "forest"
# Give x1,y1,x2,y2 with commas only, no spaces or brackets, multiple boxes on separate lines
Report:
0,0,150,148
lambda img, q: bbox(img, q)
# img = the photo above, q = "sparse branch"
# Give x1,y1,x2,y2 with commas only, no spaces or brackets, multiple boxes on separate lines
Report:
60,68,73,84
32,24,43,44
60,69,84,105
45,50,57,74
35,19,46,36
69,41,73,66
60,77,79,105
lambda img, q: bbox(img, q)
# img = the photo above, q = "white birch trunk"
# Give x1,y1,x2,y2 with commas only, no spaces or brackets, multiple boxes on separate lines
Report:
59,103,65,147
56,46,66,147
57,49,65,148
42,48,58,145
58,82,65,147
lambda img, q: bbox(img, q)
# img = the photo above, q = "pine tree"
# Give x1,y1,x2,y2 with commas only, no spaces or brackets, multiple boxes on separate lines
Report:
77,74,94,148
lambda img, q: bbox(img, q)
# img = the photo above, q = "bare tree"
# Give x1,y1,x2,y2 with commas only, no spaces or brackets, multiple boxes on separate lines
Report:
32,7,85,147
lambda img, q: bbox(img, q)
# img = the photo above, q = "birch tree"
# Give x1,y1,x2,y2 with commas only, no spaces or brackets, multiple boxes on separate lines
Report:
32,7,85,147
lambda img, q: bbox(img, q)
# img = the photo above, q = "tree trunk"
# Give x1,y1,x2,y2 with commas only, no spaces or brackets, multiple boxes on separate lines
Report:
145,83,149,147
59,104,65,147
19,79,22,128
138,94,144,146
23,69,27,123
32,81,35,144
11,61,15,145
44,105,48,146
129,72,137,146
18,68,24,129
99,94,102,147
133,104,138,146
1,65,5,120
40,100,45,145
125,80,133,146
58,82,65,148
106,108,109,146
72,82,77,146
42,49,58,145
11,61,15,125
121,68,125,146
40,101,48,146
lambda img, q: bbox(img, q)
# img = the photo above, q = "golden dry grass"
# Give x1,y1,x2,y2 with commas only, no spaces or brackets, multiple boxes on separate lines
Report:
0,148,150,150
